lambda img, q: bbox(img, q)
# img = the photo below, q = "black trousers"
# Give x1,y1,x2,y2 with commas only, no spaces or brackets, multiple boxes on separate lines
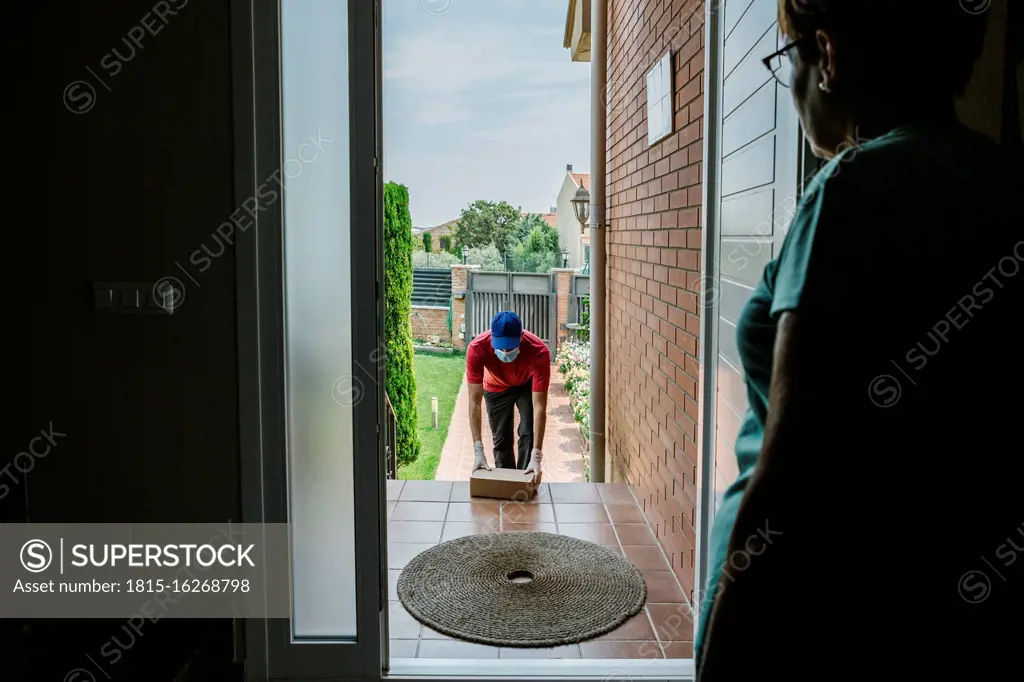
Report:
483,380,534,469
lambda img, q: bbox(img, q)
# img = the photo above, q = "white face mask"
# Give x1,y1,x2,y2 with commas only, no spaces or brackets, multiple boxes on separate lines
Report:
495,348,520,363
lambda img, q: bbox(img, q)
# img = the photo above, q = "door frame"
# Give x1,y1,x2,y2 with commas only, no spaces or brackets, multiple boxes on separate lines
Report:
695,1,806,617
694,0,724,615
233,0,386,679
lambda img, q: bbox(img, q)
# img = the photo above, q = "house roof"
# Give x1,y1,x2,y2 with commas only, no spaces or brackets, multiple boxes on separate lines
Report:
417,219,458,237
563,0,591,61
520,211,558,229
570,172,591,190
563,0,576,49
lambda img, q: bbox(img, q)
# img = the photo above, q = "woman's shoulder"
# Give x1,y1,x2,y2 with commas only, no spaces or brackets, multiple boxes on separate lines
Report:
814,122,1017,196
794,123,1018,252
782,121,1020,280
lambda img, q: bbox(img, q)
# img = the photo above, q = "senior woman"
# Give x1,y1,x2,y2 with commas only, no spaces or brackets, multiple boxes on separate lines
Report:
696,2,1021,681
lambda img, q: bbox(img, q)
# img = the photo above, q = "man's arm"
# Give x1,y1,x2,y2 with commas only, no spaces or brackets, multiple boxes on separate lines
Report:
467,381,491,472
525,346,552,482
532,391,548,447
465,344,485,443
532,346,551,448
465,345,491,471
468,382,484,443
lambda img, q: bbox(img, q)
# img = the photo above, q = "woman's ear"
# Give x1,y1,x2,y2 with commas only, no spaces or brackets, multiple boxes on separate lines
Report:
814,29,837,92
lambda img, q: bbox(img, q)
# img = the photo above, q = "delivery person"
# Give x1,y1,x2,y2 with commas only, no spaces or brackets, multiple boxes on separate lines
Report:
466,311,549,484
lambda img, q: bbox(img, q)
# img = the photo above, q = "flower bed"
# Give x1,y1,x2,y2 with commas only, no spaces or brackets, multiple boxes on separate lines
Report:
556,340,591,477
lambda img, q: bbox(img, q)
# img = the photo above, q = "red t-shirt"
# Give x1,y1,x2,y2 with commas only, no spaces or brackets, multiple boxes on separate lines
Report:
466,330,551,393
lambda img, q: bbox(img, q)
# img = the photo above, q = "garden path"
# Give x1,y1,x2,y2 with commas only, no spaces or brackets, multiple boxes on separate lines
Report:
433,368,587,482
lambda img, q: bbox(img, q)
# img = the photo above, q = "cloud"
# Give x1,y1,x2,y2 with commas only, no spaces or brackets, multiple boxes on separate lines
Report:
530,26,564,38
413,98,472,126
384,22,587,126
381,0,590,225
385,33,581,90
468,83,589,143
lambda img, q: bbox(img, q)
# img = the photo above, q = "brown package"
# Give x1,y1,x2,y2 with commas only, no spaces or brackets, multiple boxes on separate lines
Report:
469,468,537,501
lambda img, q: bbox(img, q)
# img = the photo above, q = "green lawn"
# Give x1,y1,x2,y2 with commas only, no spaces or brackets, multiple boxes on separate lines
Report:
398,350,466,480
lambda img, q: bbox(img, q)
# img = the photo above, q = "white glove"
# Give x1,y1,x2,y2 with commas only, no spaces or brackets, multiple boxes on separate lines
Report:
524,448,543,484
472,441,491,471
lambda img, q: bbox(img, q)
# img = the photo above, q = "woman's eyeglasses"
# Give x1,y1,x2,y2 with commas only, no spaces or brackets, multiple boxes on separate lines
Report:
762,41,800,88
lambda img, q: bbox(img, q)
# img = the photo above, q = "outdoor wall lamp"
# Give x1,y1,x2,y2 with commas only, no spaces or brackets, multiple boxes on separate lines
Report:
561,246,569,268
571,186,590,235
461,245,468,264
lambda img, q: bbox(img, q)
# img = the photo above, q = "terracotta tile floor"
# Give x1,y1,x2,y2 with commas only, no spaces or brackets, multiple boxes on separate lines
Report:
387,480,694,660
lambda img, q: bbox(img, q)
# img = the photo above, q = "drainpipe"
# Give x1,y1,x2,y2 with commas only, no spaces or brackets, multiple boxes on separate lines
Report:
589,0,607,483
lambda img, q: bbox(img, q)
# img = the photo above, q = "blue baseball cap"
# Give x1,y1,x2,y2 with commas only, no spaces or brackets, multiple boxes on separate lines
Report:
490,311,522,350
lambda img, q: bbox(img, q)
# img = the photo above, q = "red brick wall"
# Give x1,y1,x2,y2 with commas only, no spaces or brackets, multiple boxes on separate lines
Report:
553,268,574,351
605,0,705,601
410,306,450,343
450,265,475,350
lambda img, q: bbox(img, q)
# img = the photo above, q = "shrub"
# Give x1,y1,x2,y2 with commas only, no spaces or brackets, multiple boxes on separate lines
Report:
503,215,561,272
557,340,592,480
557,339,591,374
413,250,459,268
463,243,504,271
384,182,421,467
563,365,589,395
422,232,432,253
556,339,591,436
578,299,590,342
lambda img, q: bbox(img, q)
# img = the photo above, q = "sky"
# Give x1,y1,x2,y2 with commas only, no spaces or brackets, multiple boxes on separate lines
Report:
383,0,591,228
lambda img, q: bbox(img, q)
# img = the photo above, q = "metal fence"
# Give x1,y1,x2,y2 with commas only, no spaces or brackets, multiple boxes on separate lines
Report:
570,274,591,325
466,271,556,355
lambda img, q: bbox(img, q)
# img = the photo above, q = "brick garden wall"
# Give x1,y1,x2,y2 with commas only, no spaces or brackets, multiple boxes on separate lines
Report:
409,306,450,344
605,0,705,602
450,265,474,351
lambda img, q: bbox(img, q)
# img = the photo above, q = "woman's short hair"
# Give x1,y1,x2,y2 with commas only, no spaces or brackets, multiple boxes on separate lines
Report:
777,0,989,99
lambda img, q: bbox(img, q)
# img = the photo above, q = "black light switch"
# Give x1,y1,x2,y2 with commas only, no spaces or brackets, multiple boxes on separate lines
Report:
121,289,141,308
93,282,175,315
94,287,114,309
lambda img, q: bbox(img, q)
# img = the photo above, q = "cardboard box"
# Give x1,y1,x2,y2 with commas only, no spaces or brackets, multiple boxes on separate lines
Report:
470,468,537,501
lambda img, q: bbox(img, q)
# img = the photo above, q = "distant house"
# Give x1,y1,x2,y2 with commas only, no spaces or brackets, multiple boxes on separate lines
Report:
413,219,459,251
554,164,590,269
534,210,558,230
526,208,558,242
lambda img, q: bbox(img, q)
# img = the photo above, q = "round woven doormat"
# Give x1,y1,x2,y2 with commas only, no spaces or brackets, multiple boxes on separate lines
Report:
397,531,646,647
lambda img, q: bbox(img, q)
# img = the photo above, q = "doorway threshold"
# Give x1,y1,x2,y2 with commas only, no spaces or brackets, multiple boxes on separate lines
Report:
387,656,693,681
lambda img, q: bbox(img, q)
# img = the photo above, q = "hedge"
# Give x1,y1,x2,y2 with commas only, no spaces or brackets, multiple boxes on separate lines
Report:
384,182,421,467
